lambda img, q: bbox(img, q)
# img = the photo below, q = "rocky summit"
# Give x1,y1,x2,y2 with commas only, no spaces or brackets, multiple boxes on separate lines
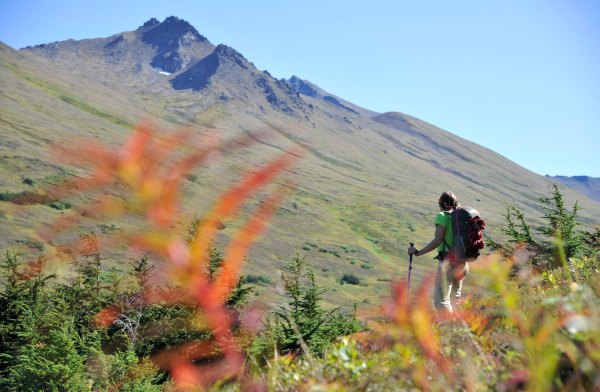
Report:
140,16,208,73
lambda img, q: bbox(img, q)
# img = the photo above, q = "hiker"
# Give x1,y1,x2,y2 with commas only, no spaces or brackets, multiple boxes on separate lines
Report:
407,191,468,313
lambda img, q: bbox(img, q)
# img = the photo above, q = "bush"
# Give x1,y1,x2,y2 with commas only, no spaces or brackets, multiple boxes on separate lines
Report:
22,177,36,186
249,255,364,360
501,185,588,268
48,200,72,210
340,273,360,285
3,315,89,391
245,274,272,286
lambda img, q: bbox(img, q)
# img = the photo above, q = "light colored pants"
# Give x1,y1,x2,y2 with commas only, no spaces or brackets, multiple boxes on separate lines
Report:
433,260,469,313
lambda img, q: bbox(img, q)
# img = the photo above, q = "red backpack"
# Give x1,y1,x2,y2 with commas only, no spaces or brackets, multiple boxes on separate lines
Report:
450,206,485,261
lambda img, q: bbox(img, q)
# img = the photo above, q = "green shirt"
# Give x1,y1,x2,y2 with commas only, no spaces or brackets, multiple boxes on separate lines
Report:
435,211,454,253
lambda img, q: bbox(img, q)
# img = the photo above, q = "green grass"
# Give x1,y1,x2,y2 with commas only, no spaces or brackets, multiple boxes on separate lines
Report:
4,61,130,128
42,174,68,185
58,94,130,127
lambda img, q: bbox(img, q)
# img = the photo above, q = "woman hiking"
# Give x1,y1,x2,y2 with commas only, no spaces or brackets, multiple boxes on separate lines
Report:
407,191,468,313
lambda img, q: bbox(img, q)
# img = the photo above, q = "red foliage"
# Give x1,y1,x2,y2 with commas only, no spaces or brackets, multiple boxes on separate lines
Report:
35,121,302,390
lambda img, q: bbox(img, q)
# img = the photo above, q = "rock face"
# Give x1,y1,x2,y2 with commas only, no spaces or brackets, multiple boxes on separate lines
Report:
171,44,305,115
288,75,318,97
103,35,128,63
170,44,248,90
170,46,221,90
140,16,208,73
286,75,366,115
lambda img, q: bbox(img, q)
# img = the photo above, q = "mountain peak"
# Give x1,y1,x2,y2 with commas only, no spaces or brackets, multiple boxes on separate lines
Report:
162,16,198,31
140,16,209,74
140,16,207,43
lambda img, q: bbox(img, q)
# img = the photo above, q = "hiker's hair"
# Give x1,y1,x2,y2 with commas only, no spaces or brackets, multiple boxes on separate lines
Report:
439,191,459,210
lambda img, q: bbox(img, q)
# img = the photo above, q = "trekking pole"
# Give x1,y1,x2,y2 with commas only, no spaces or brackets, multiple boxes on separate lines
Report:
407,242,414,302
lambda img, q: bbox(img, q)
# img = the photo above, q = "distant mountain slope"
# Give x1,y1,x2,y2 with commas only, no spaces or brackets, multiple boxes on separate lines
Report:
2,17,600,310
548,176,600,203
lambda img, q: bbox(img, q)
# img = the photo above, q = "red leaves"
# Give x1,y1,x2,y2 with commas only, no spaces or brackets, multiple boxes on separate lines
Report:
39,121,302,390
93,306,121,328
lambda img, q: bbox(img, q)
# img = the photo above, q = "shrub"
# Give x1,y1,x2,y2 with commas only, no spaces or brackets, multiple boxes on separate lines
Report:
4,316,89,391
249,255,363,360
501,185,587,268
245,274,272,286
538,184,584,260
340,273,360,285
22,177,36,186
48,200,72,210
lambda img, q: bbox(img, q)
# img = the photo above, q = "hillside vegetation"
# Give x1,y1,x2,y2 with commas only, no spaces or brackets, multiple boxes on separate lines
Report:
0,125,599,390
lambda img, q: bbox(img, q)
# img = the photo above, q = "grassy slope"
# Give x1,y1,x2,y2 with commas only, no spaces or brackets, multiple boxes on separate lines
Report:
1,40,600,314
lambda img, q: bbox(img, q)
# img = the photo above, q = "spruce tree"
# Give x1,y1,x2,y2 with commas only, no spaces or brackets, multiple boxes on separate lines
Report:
537,185,584,261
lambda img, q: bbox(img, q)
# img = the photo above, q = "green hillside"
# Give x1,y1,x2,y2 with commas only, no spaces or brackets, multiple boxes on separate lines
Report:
1,18,600,314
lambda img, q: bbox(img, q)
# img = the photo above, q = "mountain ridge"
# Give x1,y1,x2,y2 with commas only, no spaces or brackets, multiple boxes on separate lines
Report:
548,175,600,203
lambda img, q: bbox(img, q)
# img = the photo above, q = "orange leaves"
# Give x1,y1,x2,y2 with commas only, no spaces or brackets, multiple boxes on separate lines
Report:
213,186,290,300
93,306,121,328
187,146,302,274
410,277,444,365
41,121,302,390
381,277,451,389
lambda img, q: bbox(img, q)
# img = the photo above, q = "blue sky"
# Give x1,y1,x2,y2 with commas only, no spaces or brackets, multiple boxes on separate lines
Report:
1,1,599,177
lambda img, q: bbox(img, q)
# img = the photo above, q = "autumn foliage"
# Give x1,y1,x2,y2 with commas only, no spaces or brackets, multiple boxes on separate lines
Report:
35,122,301,389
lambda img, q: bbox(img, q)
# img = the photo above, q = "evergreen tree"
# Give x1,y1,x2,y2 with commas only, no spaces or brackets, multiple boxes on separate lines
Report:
501,205,538,247
500,185,586,267
251,255,363,359
537,185,584,260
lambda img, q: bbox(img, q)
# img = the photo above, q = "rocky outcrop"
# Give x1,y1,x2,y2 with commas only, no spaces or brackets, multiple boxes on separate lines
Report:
138,18,160,31
103,35,128,63
25,41,61,58
257,76,293,113
170,44,248,90
170,50,218,90
288,75,318,97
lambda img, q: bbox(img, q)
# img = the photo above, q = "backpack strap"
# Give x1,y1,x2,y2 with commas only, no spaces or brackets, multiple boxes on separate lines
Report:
453,207,462,235
441,211,452,253
442,238,450,253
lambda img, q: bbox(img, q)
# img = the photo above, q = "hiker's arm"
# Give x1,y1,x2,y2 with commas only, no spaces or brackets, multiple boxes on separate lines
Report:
408,225,445,256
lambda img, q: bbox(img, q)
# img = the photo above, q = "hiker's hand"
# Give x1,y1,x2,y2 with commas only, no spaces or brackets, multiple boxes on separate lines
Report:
408,245,418,255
